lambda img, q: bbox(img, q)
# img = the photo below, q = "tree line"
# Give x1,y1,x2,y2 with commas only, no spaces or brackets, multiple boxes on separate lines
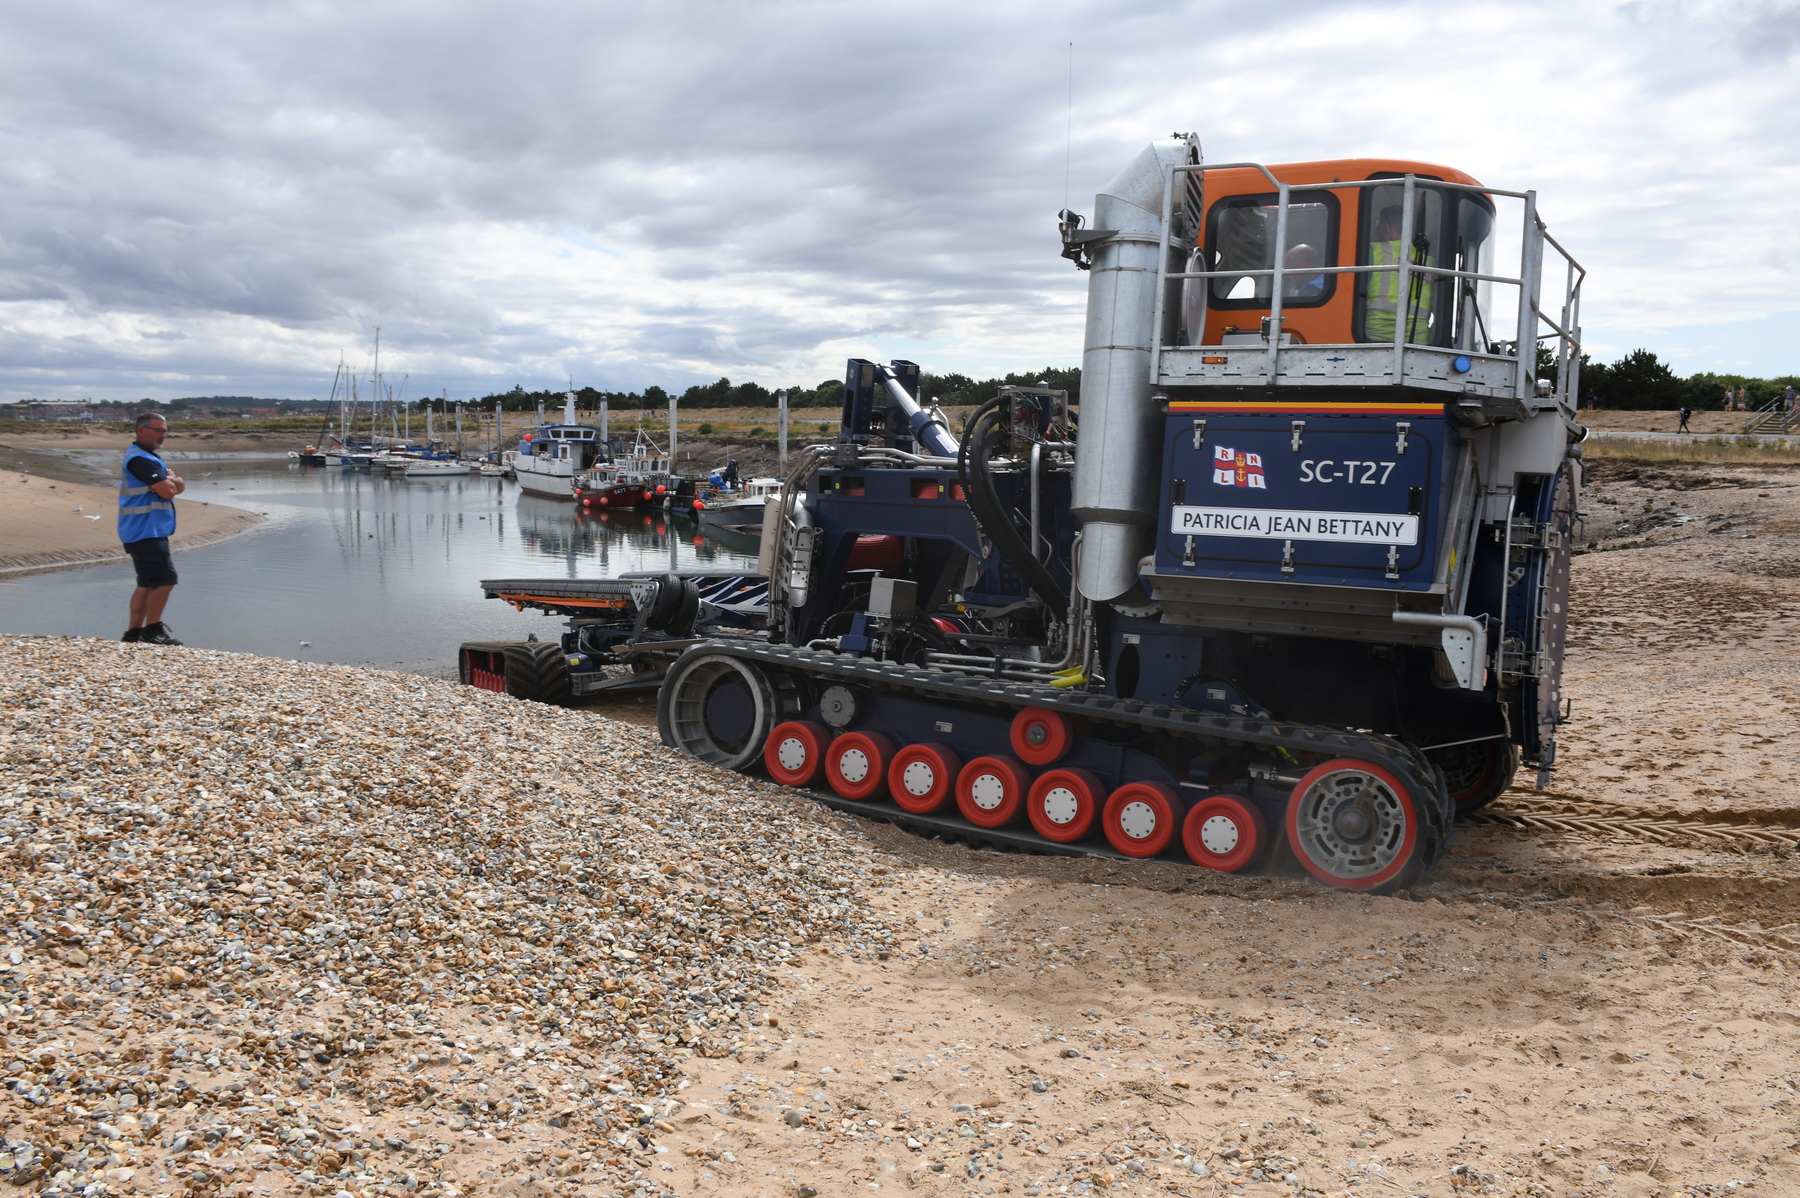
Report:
471,366,1082,415
1574,349,1797,411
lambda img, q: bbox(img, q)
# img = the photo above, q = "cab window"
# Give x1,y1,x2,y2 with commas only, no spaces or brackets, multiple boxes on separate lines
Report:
1204,191,1339,309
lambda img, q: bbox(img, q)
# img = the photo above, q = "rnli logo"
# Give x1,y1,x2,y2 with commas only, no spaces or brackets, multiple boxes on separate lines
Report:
1212,446,1266,490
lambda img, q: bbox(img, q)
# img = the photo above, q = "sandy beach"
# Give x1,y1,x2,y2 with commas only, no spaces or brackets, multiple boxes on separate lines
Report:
0,451,1794,1198
0,468,263,579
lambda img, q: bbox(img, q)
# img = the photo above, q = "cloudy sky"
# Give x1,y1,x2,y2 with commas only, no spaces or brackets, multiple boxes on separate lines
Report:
1,0,1795,402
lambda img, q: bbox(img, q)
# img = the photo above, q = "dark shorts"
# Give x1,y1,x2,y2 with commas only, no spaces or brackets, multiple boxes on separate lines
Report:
124,537,178,588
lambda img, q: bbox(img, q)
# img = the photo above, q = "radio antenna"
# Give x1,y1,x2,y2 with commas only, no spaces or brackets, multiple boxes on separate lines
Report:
1063,42,1074,210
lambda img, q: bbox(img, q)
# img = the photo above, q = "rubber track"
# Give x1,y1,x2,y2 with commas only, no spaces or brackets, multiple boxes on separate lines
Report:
686,641,1455,875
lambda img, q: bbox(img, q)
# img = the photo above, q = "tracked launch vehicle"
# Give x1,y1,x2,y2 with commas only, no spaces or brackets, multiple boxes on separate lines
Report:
466,136,1586,893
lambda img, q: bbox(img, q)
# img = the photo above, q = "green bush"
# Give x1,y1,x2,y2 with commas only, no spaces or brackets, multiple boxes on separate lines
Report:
696,422,714,435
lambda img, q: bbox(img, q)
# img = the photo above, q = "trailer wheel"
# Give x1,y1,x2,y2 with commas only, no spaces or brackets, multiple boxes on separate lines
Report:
956,756,1033,828
1102,782,1180,858
1426,739,1518,815
1011,707,1073,766
887,744,962,814
499,641,573,706
661,653,778,771
764,720,831,788
1026,768,1103,843
826,732,894,801
1286,758,1421,891
1181,795,1267,873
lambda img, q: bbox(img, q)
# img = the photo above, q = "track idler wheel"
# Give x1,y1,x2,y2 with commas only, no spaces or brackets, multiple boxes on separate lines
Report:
955,756,1033,828
887,744,962,814
659,653,778,771
1102,782,1180,858
764,720,831,788
825,732,894,801
1025,767,1103,843
1286,758,1423,891
1181,794,1267,873
1010,707,1073,766
1426,739,1519,816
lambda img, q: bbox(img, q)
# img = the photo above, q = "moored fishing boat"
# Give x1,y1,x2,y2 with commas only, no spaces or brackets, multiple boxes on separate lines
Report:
509,392,605,500
694,477,780,536
574,429,672,509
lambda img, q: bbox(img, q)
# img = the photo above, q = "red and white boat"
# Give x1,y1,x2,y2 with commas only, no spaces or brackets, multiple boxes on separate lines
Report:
574,430,673,509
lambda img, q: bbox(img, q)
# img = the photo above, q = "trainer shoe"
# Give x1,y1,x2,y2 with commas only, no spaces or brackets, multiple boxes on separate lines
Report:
121,628,141,643
137,623,184,647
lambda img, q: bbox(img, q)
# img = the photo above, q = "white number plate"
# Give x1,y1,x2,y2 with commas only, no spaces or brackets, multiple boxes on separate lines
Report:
1171,505,1419,546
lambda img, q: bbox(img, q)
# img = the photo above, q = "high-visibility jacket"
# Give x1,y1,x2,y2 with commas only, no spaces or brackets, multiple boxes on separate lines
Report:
1363,238,1434,342
118,444,176,544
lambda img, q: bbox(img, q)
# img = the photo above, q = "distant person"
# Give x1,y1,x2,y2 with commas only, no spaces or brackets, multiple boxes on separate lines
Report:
118,414,185,645
1738,386,1749,411
1586,390,1597,410
1724,385,1735,411
1786,384,1796,411
1677,405,1691,432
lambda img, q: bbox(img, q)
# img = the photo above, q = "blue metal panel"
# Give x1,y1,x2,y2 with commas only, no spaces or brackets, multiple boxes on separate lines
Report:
840,359,878,446
1155,413,1453,590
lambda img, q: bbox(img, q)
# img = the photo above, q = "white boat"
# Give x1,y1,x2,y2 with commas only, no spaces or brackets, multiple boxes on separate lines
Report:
404,459,473,478
696,477,780,535
509,391,605,500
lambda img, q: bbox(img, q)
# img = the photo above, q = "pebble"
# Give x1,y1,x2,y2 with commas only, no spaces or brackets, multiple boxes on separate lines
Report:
0,636,903,1195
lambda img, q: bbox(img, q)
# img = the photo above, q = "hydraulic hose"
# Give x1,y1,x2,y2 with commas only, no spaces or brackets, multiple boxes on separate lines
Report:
957,404,1070,620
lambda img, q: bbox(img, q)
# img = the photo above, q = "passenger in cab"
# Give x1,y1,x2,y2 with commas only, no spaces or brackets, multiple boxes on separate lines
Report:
1281,243,1327,301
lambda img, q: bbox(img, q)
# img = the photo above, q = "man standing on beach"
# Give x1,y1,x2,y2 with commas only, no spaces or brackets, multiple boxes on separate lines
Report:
118,414,185,645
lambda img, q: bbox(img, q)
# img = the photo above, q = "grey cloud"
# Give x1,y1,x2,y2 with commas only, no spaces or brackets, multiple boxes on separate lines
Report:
0,0,1796,399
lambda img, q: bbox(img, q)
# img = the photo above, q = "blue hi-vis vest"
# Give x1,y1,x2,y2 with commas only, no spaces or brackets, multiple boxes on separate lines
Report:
118,444,176,544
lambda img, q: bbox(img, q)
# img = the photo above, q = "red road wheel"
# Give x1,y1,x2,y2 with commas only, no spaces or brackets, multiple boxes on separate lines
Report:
1026,768,1103,842
763,720,830,788
1010,707,1073,766
955,756,1032,828
1181,794,1267,873
1102,782,1180,858
825,731,893,801
887,744,962,814
1286,758,1419,890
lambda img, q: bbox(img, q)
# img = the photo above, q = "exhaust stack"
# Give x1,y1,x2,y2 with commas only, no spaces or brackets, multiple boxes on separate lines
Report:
1068,136,1196,605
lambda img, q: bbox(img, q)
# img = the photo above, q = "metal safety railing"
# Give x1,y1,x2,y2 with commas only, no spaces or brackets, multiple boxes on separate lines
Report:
1147,161,1587,407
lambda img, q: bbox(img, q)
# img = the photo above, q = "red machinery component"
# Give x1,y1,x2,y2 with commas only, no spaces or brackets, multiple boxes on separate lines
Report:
1181,794,1267,873
1026,767,1104,842
1102,782,1181,858
887,744,962,814
955,756,1032,828
1010,707,1073,766
825,731,894,801
764,720,831,788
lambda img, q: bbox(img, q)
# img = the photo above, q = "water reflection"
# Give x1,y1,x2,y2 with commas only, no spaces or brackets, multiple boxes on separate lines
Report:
0,463,758,675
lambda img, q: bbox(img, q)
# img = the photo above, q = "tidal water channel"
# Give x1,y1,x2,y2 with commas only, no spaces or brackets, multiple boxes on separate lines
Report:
0,460,759,675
